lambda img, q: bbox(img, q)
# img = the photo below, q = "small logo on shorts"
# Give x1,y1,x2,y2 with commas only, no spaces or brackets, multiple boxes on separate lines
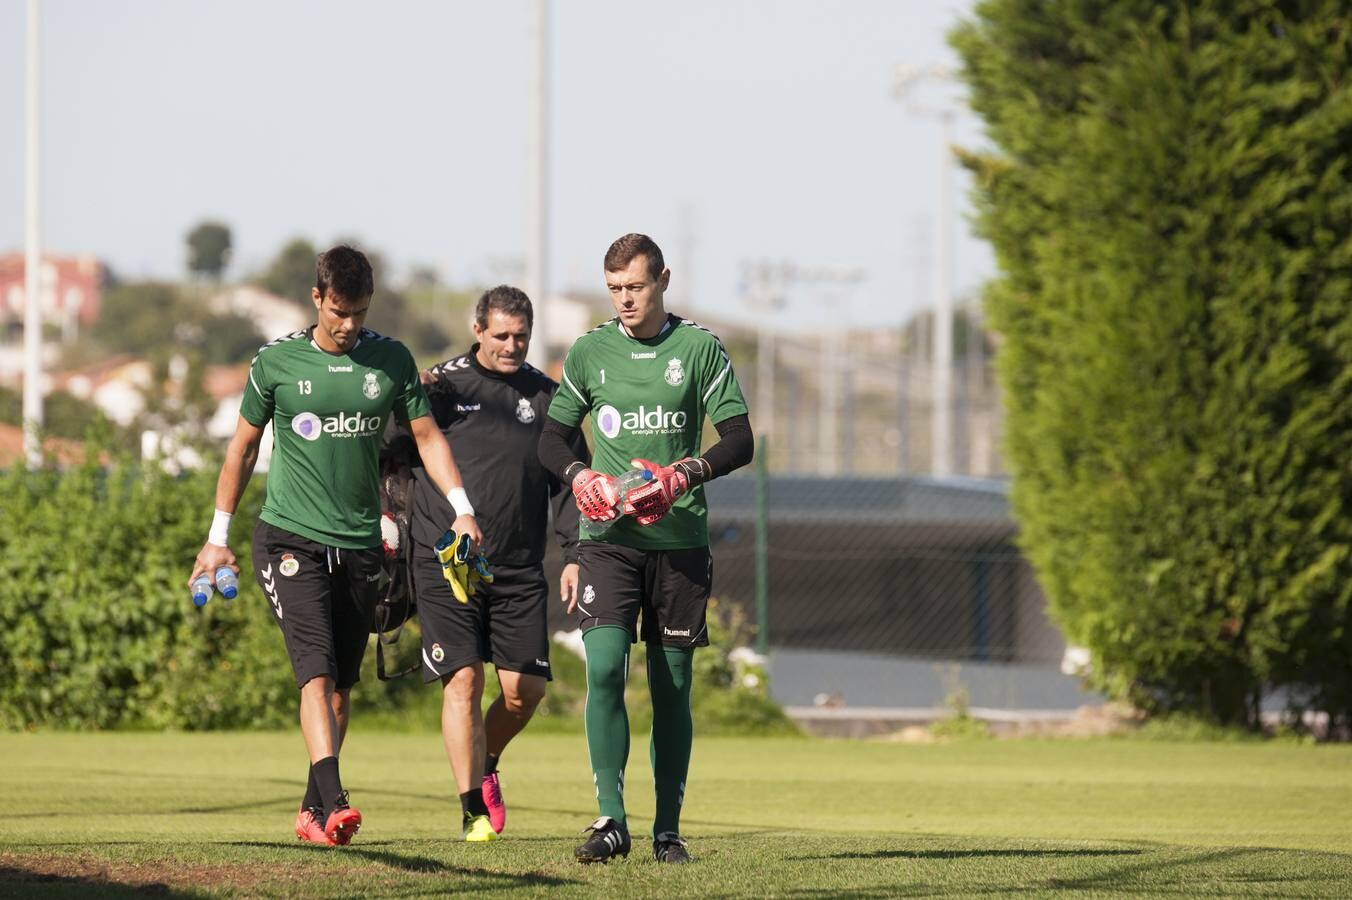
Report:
582,585,596,605
365,572,380,583
362,371,381,399
535,658,550,668
279,554,300,577
663,626,691,637
432,644,445,663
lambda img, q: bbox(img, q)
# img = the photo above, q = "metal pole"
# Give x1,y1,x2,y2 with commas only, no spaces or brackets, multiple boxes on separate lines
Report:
754,446,769,655
931,110,954,477
23,0,43,468
820,316,840,475
752,262,776,459
757,327,775,463
525,0,549,368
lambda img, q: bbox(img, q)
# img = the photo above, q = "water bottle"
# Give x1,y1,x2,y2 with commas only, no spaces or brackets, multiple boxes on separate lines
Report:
190,574,214,608
214,566,239,603
579,468,653,538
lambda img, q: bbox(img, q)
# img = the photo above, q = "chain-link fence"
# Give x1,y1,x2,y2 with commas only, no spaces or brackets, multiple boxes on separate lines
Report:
544,471,1065,669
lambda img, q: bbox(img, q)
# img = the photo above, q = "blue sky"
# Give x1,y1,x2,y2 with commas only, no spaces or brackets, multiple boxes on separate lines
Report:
0,1,993,333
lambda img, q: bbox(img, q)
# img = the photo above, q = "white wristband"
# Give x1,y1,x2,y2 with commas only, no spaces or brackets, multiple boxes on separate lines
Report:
207,509,232,547
446,487,475,518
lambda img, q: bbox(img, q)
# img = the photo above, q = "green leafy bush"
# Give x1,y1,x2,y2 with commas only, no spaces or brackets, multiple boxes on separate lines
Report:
0,428,293,730
953,1,1352,727
3,434,793,736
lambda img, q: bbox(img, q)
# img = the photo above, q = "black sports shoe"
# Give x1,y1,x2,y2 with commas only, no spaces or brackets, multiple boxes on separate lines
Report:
653,831,692,864
574,816,631,864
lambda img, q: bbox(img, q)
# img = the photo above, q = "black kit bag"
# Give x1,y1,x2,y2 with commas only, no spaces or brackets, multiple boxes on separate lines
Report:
373,431,419,680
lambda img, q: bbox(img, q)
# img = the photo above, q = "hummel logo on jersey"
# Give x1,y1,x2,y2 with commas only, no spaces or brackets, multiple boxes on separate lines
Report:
631,351,657,359
595,404,689,439
535,658,550,668
663,626,692,637
328,364,353,373
456,403,481,412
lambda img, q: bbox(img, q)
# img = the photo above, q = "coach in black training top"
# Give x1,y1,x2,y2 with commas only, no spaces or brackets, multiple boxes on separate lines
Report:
404,285,587,842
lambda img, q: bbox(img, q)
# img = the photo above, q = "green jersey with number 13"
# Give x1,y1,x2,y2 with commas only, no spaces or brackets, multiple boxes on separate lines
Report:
240,327,430,549
547,314,748,550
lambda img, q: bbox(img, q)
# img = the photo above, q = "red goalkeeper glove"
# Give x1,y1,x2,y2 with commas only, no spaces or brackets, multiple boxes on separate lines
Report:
623,458,707,526
572,468,621,522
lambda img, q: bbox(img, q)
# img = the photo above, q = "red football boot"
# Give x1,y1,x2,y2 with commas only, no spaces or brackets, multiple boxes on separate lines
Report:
324,791,362,846
294,806,332,845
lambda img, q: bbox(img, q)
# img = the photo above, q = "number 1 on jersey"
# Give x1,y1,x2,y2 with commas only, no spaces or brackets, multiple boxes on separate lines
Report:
600,369,605,384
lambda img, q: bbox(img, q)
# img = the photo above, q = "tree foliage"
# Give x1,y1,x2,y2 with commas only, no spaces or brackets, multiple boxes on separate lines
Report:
185,220,232,281
256,237,318,306
91,281,263,365
953,1,1352,727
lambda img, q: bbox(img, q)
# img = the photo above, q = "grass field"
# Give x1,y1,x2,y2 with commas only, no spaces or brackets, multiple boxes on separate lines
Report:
5,730,1352,897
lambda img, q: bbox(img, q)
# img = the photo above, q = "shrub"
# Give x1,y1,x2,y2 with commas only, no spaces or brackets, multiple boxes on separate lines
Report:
953,1,1352,727
0,427,293,729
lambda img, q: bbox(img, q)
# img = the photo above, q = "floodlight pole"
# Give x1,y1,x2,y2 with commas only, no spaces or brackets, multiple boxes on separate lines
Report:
894,63,958,478
525,0,550,368
23,0,43,467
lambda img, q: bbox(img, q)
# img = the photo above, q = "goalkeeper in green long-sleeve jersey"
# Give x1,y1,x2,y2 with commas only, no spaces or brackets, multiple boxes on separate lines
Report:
538,233,754,864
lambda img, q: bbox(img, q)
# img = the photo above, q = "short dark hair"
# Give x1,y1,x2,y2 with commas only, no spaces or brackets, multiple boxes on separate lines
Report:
315,245,374,300
604,233,664,280
474,285,533,329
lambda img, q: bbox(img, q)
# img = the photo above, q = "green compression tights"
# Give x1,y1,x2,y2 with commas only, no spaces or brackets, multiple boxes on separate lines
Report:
647,643,694,839
583,626,632,825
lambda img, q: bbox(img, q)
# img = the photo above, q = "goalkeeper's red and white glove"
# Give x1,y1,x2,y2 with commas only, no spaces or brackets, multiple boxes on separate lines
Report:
624,457,705,526
379,512,400,560
572,468,621,522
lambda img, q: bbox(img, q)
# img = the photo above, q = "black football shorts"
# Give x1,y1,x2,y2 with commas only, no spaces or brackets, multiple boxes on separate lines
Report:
251,521,383,690
411,544,553,682
575,541,712,648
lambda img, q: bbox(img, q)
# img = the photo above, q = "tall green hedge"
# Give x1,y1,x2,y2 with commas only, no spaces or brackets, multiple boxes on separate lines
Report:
953,1,1352,726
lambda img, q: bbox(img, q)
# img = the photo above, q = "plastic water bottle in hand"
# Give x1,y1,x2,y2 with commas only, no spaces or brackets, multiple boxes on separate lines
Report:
579,467,653,538
214,566,239,603
190,574,214,608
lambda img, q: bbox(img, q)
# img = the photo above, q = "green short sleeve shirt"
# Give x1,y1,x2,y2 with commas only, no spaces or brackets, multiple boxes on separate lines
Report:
547,314,748,550
240,328,430,548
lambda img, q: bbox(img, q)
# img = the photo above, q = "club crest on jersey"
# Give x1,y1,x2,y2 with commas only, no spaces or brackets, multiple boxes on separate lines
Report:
516,398,535,424
664,358,685,386
362,371,381,400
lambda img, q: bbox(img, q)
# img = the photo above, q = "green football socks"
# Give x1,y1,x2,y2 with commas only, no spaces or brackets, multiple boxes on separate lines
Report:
583,626,631,826
648,645,694,838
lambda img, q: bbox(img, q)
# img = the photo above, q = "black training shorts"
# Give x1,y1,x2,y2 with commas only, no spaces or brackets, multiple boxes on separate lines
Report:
411,544,553,682
575,541,712,648
251,521,383,690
